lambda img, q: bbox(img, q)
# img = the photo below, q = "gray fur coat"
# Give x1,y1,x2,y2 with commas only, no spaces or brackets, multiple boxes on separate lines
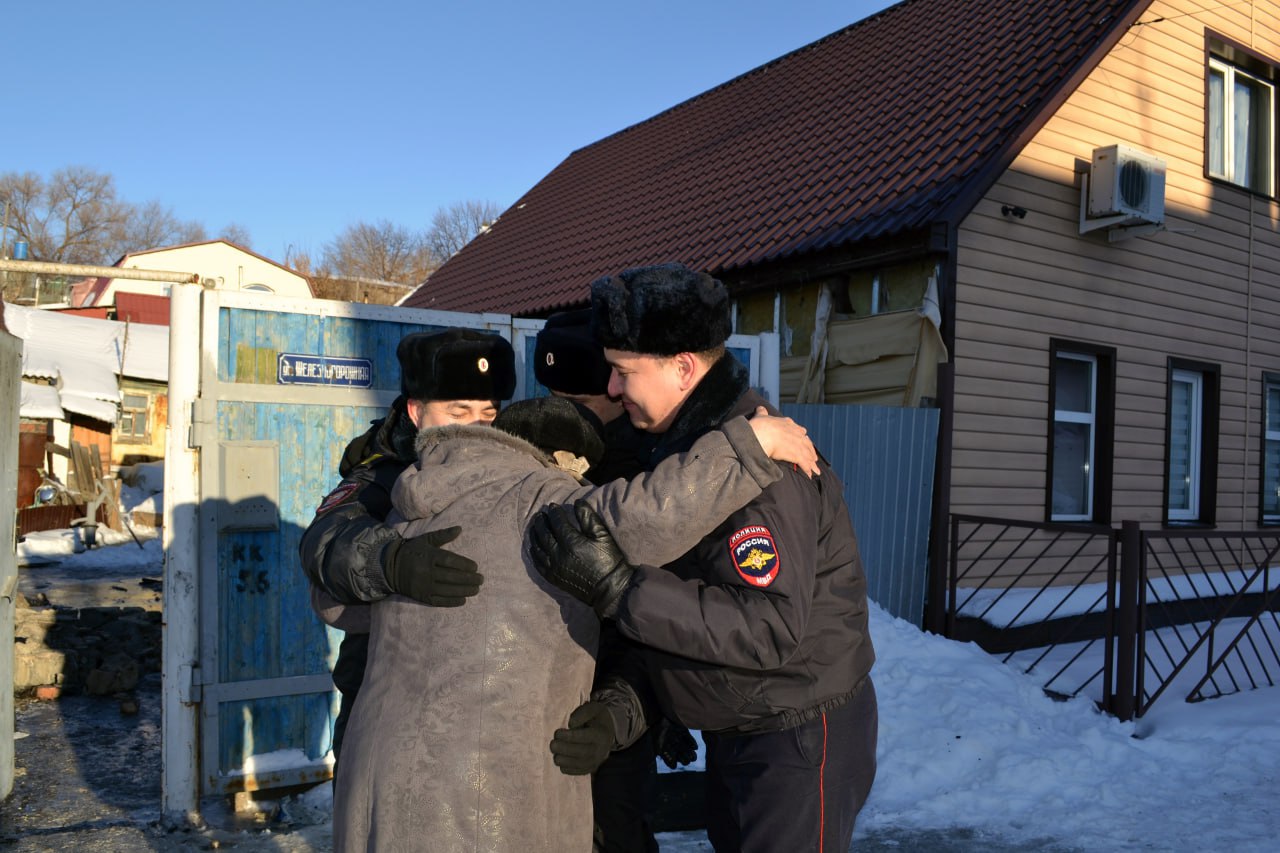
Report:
332,417,779,852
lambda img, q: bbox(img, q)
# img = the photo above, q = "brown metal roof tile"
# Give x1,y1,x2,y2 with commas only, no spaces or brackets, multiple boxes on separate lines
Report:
408,0,1150,314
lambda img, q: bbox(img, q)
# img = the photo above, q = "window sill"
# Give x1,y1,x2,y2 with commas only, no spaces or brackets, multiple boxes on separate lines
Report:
1203,174,1277,203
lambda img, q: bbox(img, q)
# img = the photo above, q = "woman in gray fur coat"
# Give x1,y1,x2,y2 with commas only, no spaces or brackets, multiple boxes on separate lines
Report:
332,396,816,852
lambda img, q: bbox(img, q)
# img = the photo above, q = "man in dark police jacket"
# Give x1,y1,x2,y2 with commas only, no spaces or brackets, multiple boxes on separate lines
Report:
530,263,878,853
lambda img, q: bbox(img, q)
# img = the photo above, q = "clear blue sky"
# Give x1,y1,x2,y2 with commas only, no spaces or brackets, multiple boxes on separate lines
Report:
5,0,896,265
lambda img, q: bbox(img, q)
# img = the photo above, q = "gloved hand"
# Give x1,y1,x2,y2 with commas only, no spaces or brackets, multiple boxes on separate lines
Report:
529,500,635,619
381,526,483,606
550,701,616,776
654,719,698,769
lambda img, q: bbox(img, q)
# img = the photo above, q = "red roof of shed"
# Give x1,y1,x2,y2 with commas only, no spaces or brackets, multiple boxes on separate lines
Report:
115,292,171,326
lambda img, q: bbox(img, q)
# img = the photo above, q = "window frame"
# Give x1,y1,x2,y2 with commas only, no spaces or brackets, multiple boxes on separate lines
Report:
1166,369,1204,522
1162,358,1220,527
1205,33,1278,198
1260,372,1280,526
1046,340,1115,524
116,391,151,444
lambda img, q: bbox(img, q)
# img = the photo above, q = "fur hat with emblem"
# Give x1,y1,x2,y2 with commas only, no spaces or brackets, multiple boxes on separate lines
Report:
534,309,612,395
396,328,516,402
589,263,732,356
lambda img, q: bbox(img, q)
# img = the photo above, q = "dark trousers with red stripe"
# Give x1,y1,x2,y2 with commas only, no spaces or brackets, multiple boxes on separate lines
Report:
703,678,877,853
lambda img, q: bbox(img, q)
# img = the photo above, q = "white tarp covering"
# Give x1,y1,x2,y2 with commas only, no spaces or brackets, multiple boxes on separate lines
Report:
5,301,169,422
19,381,64,420
58,391,123,422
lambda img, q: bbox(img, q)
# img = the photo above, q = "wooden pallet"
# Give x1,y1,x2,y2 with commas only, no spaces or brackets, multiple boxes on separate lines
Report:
43,439,123,531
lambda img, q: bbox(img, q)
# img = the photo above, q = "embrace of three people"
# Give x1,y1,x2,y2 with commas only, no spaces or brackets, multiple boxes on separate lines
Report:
300,263,877,853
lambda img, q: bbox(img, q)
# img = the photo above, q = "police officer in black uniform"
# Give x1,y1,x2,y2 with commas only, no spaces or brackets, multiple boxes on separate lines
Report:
534,310,698,853
300,328,517,767
530,264,878,853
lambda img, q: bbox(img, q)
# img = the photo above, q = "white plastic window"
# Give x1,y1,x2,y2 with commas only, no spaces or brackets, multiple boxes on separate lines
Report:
1208,57,1275,195
1168,369,1204,521
1052,352,1096,521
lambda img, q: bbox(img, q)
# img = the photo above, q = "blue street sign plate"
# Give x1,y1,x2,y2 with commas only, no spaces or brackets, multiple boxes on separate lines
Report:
277,353,374,387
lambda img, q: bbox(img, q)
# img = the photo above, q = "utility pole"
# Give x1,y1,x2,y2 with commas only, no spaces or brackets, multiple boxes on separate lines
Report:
2,201,9,300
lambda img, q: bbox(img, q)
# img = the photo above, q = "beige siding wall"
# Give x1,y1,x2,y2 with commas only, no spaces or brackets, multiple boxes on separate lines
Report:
952,0,1280,528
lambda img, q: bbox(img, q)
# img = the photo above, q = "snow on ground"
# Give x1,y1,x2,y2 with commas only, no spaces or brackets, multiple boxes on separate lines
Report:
851,605,1276,851
16,535,1278,851
959,568,1280,628
17,526,160,567
18,466,163,568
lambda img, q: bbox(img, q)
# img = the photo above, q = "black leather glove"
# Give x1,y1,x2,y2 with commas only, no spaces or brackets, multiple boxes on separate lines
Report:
528,500,635,619
550,701,616,776
654,719,698,769
381,526,483,606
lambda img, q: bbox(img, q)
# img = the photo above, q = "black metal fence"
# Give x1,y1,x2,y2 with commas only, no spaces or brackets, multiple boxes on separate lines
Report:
947,514,1120,708
946,515,1280,720
1131,525,1280,717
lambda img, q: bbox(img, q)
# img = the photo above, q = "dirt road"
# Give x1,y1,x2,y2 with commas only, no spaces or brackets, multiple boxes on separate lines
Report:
7,544,334,851
3,671,334,851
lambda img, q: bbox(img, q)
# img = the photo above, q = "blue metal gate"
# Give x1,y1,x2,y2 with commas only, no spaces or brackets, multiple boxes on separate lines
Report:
179,292,782,798
192,292,511,795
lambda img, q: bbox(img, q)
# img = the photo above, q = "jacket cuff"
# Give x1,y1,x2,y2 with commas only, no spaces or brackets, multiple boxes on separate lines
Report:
362,534,400,599
591,676,649,750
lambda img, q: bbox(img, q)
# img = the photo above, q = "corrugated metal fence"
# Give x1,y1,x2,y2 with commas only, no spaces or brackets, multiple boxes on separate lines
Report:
781,404,939,627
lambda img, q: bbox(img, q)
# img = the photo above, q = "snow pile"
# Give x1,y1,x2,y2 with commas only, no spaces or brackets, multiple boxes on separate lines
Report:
118,460,164,525
960,569,1280,628
855,603,1276,850
17,528,161,565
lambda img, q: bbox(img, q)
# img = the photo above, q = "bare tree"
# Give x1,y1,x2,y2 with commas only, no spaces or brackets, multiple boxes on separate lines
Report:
1,167,129,263
321,219,435,284
105,200,207,261
285,245,314,276
218,222,253,249
1,166,208,264
424,199,501,265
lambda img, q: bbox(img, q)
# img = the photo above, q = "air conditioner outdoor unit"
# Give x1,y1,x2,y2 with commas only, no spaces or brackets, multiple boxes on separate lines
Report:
1087,144,1166,223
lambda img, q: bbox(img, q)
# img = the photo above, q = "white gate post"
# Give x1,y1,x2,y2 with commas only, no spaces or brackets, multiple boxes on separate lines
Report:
162,282,203,822
758,331,781,407
0,320,21,800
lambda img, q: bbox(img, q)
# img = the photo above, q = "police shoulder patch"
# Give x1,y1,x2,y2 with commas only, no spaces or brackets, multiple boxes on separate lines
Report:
728,525,780,587
316,482,359,515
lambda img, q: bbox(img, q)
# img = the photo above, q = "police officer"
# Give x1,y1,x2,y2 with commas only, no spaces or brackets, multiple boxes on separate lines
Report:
530,264,878,853
535,310,697,853
535,309,646,483
300,327,517,767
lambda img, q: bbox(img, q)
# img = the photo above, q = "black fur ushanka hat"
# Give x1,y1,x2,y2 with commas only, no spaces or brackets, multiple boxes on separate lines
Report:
589,263,732,356
396,328,516,402
534,309,612,395
493,396,605,468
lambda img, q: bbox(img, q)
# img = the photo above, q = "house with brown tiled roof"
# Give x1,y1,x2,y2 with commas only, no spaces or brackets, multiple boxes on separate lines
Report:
406,0,1280,631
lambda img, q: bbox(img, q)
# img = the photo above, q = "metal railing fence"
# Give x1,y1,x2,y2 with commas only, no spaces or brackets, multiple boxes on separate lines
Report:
946,515,1280,720
947,514,1119,708
1133,527,1280,717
